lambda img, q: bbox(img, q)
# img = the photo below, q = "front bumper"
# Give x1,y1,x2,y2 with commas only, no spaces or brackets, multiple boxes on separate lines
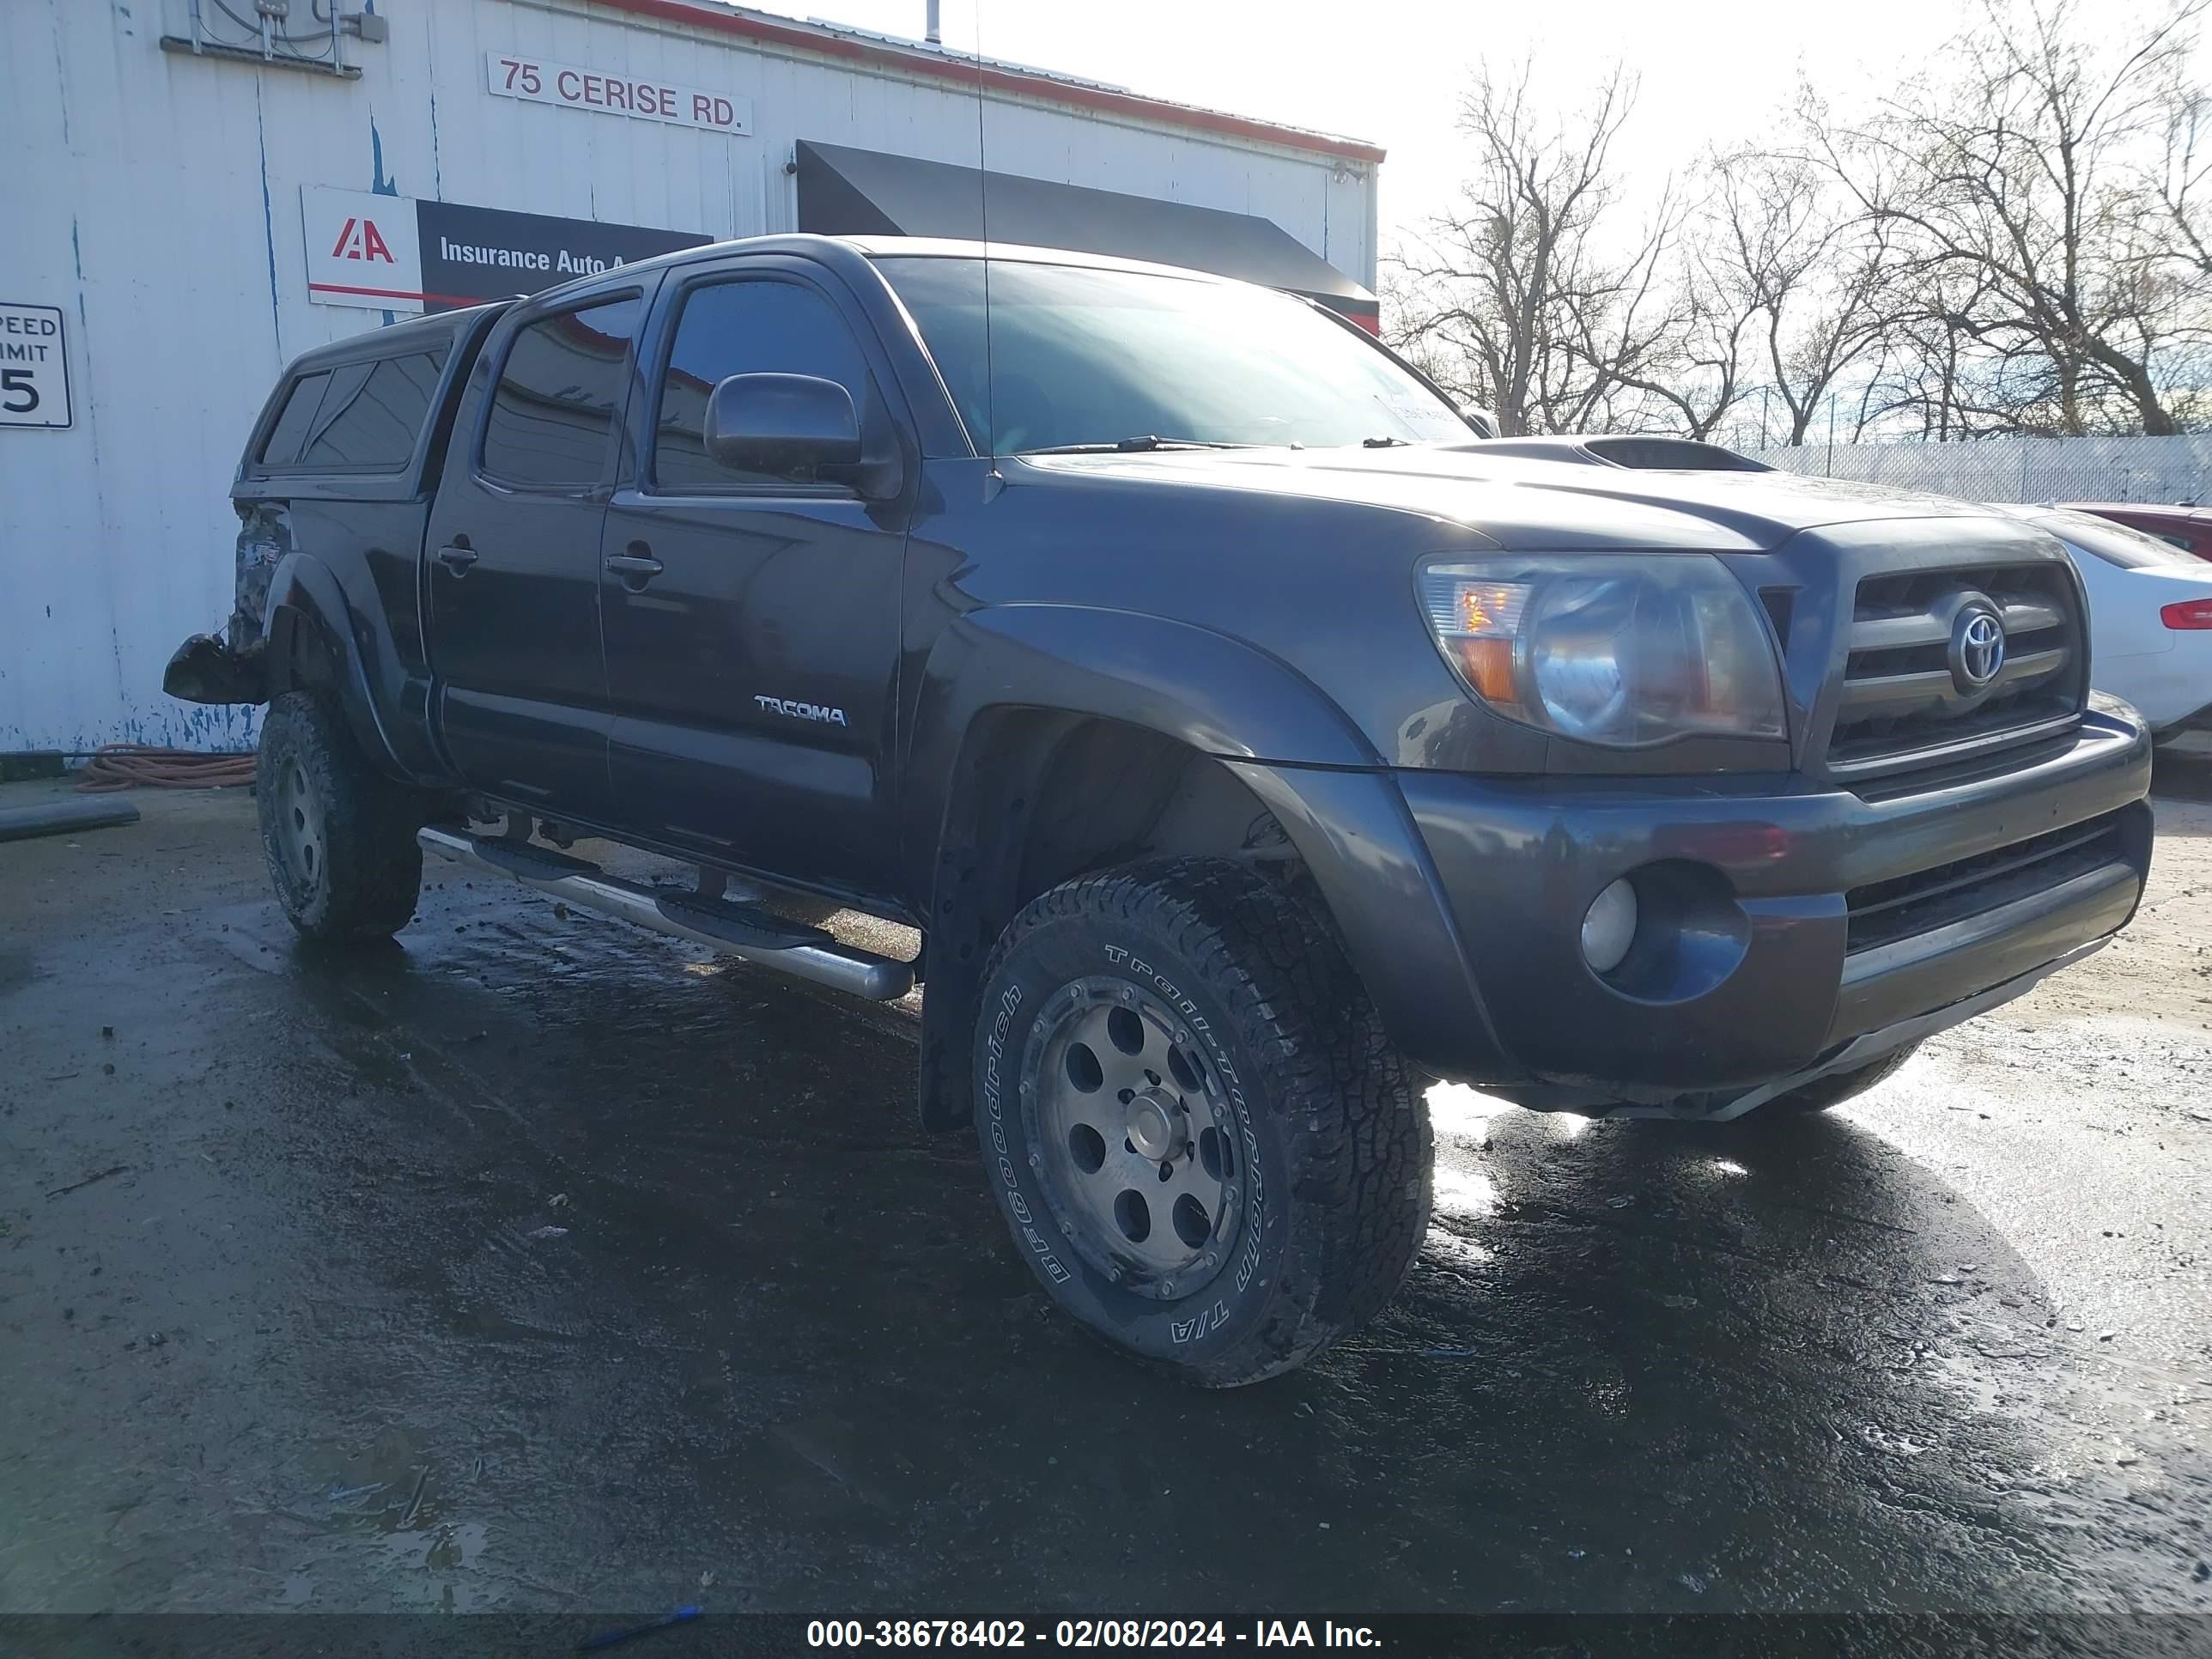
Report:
1395,708,2154,1109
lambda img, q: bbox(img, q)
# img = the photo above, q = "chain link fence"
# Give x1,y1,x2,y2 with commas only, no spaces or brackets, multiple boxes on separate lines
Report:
1740,435,2212,505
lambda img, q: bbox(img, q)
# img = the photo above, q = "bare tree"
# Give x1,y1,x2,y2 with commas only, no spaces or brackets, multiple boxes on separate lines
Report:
1387,63,1681,435
1855,269,2008,439
1591,186,1750,439
1809,0,2208,436
1599,145,1899,445
1720,146,1904,444
1387,0,2212,444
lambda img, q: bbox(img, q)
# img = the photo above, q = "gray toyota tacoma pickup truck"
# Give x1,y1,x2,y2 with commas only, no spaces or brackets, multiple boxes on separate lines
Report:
167,234,2155,1385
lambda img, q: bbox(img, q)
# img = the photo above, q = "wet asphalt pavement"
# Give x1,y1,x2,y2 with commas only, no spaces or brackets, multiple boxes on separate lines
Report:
3,758,2212,1630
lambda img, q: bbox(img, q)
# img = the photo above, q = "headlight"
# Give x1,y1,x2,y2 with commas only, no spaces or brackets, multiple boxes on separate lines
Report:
1419,554,1786,746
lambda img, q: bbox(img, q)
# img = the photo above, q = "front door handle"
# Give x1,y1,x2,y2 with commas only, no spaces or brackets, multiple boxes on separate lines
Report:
435,544,479,574
606,546,664,589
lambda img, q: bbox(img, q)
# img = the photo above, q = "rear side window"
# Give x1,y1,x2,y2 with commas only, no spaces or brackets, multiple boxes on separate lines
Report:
481,296,641,489
258,372,331,465
650,279,872,490
301,349,447,470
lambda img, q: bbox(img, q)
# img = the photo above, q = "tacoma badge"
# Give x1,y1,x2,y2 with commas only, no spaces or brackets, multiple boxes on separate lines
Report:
755,695,848,726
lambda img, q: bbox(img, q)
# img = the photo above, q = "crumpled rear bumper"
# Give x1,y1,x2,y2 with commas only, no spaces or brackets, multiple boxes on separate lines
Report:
162,633,265,706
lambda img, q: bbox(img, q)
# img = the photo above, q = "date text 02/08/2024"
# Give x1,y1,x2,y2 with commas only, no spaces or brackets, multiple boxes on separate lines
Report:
805,1620,1382,1649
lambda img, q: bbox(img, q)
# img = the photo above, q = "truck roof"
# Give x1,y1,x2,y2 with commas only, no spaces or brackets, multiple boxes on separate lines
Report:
275,300,509,380
499,232,1249,316
235,234,1244,501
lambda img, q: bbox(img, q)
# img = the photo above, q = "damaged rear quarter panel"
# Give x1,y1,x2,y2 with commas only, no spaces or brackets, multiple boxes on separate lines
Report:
158,503,292,706
231,501,294,651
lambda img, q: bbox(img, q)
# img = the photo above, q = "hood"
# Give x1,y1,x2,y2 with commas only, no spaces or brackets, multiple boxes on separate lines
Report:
1008,443,2009,555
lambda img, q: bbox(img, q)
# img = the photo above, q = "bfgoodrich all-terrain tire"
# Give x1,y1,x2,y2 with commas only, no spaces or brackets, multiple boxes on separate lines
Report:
257,691,424,943
973,858,1432,1387
1761,1041,1923,1115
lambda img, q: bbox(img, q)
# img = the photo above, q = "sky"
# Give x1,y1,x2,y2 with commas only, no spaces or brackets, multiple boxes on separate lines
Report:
745,0,1975,256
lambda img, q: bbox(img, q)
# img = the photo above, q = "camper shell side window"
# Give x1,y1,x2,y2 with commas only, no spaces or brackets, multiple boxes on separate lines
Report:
233,303,507,507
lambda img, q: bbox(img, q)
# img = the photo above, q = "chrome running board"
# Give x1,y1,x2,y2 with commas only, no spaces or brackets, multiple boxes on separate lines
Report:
417,826,914,1002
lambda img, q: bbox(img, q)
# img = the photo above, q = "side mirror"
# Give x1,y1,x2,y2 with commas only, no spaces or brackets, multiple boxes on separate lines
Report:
703,373,863,477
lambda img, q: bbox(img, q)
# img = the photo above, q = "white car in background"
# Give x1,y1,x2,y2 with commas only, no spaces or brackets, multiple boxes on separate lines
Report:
2008,505,2212,743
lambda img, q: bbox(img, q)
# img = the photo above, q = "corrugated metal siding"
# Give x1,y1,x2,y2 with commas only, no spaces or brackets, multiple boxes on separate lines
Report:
3,0,1375,753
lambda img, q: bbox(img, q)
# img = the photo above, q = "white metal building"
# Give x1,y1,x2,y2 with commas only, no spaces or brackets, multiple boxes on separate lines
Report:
3,0,1382,755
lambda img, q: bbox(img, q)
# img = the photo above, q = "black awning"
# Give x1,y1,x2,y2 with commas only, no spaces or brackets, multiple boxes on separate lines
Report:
794,139,1378,327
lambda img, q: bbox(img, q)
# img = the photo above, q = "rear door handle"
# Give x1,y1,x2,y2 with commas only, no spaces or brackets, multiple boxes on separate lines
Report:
435,544,478,574
606,547,664,588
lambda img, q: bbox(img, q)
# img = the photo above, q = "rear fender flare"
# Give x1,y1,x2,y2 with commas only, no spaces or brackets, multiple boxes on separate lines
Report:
262,552,412,781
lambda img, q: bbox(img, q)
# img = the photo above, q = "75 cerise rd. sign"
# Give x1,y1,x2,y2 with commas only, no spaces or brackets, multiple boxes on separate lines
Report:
485,52,753,137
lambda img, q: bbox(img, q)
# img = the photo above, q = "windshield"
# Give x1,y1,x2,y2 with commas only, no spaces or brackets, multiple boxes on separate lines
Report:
874,256,1472,455
2040,509,2209,570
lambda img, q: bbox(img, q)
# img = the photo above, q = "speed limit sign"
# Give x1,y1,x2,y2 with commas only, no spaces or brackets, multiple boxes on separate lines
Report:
0,302,71,429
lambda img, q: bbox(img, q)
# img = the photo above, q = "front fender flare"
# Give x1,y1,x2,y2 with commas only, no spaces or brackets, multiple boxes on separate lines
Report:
905,604,1382,863
904,605,1515,1123
1218,757,1513,1086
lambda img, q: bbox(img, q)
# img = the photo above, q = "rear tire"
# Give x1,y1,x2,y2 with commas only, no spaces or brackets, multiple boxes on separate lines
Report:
257,691,424,942
972,857,1431,1387
1761,1041,1922,1115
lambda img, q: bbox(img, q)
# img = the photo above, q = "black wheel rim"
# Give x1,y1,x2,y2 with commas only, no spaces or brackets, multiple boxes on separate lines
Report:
1021,975,1245,1300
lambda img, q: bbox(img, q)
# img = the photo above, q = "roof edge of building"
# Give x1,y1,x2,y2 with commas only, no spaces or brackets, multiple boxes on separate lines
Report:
571,0,1389,165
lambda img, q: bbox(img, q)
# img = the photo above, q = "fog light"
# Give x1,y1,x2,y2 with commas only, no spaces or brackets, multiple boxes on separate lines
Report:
1581,878,1638,974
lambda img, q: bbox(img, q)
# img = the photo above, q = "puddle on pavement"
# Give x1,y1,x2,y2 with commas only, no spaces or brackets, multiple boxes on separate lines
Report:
377,1521,493,1609
11,811,2209,1616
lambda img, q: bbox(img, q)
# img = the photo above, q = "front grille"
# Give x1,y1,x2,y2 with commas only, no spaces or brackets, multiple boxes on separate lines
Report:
1826,563,2083,779
1844,811,2127,955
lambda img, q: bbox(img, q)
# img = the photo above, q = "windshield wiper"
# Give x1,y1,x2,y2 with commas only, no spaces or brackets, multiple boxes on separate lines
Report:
1018,436,1246,455
1361,435,1412,448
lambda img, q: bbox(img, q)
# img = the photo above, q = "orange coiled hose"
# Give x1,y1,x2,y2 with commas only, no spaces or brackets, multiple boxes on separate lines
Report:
75,744,258,793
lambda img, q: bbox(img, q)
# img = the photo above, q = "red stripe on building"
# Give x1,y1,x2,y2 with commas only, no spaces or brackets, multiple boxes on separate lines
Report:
571,0,1387,165
309,281,483,305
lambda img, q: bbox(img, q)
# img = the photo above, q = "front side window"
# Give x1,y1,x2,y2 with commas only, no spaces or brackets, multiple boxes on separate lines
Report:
480,295,641,489
651,278,872,490
873,257,1469,455
301,349,448,470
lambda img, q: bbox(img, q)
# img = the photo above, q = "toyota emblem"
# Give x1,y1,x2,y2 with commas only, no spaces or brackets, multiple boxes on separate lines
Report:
1950,605,2007,691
